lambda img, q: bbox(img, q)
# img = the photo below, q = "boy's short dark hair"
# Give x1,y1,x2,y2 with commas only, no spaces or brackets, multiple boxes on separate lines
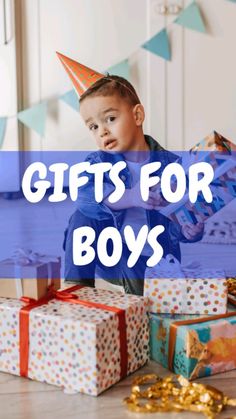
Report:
80,75,140,106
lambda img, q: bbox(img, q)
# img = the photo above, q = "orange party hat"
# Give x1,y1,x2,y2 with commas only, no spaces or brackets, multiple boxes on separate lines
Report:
56,52,105,97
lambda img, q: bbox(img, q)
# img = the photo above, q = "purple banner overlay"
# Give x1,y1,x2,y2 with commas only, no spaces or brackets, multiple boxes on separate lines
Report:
0,151,235,284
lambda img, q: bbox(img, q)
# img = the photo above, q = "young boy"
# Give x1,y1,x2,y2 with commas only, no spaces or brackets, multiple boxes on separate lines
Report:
58,53,203,295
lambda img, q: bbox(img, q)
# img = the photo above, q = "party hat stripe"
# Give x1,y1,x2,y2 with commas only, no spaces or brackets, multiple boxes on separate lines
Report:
58,57,84,96
58,57,102,96
56,52,104,97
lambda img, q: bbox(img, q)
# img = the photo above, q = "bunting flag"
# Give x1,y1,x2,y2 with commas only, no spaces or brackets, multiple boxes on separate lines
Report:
175,1,206,33
0,1,211,143
18,102,47,137
60,89,80,111
142,29,171,61
0,117,7,149
106,59,130,80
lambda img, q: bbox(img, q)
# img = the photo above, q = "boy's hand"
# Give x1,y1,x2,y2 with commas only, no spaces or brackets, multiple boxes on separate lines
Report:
104,182,163,210
129,182,163,210
181,222,204,240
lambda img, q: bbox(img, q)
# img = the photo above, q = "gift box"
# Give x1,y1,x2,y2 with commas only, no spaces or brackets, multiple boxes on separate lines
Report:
0,251,61,300
159,131,236,226
145,256,227,315
150,306,236,380
0,285,149,396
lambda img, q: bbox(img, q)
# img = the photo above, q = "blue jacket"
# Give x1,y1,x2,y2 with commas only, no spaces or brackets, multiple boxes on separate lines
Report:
74,135,202,262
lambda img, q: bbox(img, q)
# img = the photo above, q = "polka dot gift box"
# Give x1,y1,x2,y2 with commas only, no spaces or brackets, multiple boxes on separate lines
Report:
144,256,227,315
0,286,149,396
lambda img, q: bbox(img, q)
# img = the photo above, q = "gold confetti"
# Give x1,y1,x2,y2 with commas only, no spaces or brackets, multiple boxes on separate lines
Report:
227,278,236,296
124,374,236,419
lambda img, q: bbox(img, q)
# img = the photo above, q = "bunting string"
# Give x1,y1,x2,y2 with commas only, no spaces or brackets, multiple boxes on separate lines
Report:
0,0,234,148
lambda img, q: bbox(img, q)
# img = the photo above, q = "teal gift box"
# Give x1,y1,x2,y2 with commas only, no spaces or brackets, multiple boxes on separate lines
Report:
150,308,236,379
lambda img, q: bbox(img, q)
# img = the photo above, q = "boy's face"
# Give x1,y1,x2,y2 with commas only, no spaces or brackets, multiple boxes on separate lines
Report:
80,94,144,152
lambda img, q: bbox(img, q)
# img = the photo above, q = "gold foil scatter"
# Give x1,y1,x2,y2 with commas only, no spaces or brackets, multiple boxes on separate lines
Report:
227,278,236,296
124,374,236,419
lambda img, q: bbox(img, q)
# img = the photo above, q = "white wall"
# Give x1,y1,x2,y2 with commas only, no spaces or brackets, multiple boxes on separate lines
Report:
13,0,236,151
20,0,154,151
183,0,236,148
0,0,20,191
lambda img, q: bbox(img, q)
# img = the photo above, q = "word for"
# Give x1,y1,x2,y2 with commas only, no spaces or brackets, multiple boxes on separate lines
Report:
22,161,214,204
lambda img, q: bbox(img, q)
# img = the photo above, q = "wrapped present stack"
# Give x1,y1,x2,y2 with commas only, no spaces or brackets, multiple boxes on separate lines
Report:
145,131,236,379
145,256,236,380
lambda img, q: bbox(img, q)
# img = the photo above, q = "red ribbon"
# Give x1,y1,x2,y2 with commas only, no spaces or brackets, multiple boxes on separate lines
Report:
19,285,128,380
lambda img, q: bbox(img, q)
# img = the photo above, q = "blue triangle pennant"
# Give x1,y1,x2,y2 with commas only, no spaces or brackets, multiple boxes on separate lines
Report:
106,59,130,79
0,117,7,149
60,89,79,112
142,29,171,61
175,1,206,33
18,102,47,137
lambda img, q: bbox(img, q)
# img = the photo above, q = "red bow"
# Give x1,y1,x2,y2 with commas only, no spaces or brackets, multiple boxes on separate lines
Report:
19,285,128,380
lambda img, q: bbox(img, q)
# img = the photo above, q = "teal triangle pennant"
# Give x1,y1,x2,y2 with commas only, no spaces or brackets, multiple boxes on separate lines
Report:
18,102,47,137
227,0,236,2
0,117,7,149
175,1,206,33
60,89,79,112
142,29,171,61
106,59,130,80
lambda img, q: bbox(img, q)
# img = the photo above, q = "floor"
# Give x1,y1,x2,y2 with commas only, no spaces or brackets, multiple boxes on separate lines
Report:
0,195,236,418
0,362,236,419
